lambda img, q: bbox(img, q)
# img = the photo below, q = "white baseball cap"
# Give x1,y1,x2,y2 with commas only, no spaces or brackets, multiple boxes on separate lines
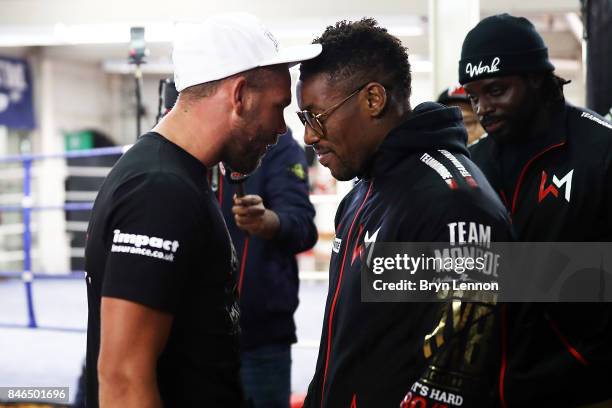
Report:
173,13,322,92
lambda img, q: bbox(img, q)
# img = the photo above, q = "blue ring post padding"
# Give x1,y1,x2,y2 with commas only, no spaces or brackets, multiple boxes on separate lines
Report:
21,159,37,328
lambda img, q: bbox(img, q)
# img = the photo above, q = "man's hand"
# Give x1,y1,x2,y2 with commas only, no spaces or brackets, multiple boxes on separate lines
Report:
232,194,280,240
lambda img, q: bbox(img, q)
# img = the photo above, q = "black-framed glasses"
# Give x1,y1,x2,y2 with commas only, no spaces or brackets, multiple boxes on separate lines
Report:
297,83,369,137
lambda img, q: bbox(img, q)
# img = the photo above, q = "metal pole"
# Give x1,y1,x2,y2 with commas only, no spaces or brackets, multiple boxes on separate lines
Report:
428,0,480,97
22,159,37,328
585,0,612,116
135,64,143,138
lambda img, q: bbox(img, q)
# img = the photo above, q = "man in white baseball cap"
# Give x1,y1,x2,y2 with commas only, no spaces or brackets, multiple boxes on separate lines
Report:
86,12,320,408
168,12,322,174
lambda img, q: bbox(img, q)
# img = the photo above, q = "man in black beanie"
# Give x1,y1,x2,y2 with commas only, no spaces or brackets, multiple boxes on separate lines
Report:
460,13,612,407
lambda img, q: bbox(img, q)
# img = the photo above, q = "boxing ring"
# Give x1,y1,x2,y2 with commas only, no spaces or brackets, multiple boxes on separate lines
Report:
0,145,328,405
0,146,129,332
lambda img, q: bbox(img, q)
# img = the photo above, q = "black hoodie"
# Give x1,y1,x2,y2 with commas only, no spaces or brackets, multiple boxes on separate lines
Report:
469,102,612,407
304,103,513,408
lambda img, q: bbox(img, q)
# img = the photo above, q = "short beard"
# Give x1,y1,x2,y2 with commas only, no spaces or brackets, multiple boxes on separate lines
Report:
222,109,266,174
329,156,360,181
222,130,262,175
331,169,355,182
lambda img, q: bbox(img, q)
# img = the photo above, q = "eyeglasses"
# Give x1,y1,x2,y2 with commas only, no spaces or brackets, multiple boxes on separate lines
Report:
297,83,369,137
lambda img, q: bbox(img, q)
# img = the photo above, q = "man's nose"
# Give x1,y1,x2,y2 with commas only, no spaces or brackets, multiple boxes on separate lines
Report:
303,124,321,146
476,97,494,117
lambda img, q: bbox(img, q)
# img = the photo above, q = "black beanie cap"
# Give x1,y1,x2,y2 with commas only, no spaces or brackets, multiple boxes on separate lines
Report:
459,13,555,85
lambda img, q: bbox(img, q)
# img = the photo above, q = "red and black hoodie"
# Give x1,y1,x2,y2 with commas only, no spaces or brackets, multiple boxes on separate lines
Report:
303,102,513,408
469,101,612,407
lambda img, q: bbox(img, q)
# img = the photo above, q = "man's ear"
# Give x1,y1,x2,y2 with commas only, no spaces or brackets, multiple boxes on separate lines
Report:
364,82,388,117
230,76,248,116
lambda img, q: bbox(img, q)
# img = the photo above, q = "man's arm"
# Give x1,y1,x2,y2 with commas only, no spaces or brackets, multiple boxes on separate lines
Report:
98,297,173,408
261,133,317,253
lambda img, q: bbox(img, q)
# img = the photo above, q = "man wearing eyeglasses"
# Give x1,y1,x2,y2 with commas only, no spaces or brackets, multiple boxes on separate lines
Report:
297,19,513,407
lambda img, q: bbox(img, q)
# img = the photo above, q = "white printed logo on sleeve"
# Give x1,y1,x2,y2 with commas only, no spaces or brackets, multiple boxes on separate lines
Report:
111,229,180,262
332,237,342,253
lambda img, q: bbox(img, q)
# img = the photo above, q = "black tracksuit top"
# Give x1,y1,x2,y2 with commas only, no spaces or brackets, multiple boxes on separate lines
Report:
470,102,612,407
304,102,513,408
470,101,612,242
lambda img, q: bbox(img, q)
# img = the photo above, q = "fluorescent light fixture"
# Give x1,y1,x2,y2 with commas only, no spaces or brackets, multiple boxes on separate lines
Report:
0,14,424,47
0,22,176,46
